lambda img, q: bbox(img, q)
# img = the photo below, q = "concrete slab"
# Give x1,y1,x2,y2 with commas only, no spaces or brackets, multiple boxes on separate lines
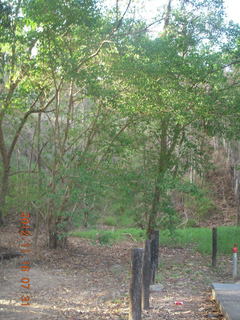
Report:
212,283,240,320
150,284,164,292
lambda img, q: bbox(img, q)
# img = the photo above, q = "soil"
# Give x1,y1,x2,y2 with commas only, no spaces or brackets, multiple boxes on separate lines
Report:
0,225,233,320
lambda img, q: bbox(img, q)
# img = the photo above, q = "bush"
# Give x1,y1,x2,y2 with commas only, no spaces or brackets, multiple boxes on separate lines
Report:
97,232,115,245
102,216,117,227
184,188,217,221
186,218,198,228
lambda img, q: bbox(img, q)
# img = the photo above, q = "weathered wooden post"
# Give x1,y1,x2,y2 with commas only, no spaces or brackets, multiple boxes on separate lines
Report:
232,244,238,281
142,239,151,310
129,248,143,320
212,227,217,267
150,230,159,284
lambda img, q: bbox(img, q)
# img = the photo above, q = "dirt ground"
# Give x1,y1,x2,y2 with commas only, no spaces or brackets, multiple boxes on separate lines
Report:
0,226,233,320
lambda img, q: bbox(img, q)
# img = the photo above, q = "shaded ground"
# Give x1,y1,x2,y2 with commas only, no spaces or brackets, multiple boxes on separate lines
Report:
0,226,231,319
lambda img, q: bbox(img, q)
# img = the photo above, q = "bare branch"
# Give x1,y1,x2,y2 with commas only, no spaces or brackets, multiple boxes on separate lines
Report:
113,0,132,32
77,40,113,70
7,93,56,160
95,119,132,168
115,17,165,38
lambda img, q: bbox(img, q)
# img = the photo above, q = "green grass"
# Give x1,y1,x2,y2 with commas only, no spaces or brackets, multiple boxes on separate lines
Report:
70,226,240,254
160,226,240,254
70,227,145,245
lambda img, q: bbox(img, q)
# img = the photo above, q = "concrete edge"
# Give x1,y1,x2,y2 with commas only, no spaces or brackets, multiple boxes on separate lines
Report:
211,285,230,320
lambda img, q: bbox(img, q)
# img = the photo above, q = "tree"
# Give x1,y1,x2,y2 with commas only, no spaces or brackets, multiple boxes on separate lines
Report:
0,0,103,226
0,0,54,224
109,0,240,236
0,0,142,245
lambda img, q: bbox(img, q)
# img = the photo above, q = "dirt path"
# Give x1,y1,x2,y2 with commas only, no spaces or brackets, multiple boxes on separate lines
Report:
0,229,229,319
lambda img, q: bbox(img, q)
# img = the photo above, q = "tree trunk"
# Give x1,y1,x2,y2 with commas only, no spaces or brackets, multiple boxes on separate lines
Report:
147,160,164,237
147,119,168,237
0,162,10,225
164,0,172,29
33,113,42,251
48,215,68,249
48,229,58,249
33,210,40,253
237,195,240,226
228,141,240,226
83,210,89,228
147,181,160,237
48,215,58,249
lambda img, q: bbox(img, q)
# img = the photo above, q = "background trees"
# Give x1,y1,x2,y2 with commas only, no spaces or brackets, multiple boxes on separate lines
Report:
0,0,239,247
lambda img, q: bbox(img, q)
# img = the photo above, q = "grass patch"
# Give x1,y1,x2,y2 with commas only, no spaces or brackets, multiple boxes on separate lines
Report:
160,226,240,254
70,226,240,254
70,228,145,245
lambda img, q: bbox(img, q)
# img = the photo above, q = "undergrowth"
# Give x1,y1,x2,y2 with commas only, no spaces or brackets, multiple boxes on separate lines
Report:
70,226,240,254
70,228,145,245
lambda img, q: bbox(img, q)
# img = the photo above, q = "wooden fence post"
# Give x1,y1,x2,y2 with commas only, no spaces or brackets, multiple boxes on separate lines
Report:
142,239,151,310
150,230,159,283
212,227,217,267
129,248,143,320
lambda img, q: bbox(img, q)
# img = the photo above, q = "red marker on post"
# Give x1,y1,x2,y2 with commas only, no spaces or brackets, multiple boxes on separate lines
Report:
233,245,238,253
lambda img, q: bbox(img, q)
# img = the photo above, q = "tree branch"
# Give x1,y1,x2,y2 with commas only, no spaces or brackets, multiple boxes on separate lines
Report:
7,93,56,161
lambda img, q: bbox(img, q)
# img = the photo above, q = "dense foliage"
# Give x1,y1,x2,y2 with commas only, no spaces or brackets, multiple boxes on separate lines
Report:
0,0,239,247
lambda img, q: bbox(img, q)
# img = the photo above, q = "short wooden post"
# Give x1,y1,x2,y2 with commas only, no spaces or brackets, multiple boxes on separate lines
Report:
150,230,159,284
129,248,143,320
142,240,151,310
212,227,217,267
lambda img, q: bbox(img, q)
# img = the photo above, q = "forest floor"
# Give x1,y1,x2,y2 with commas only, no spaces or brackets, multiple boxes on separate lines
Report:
0,225,234,320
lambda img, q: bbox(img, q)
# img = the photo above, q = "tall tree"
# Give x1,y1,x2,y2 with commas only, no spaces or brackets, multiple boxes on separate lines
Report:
0,0,102,225
110,0,240,236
